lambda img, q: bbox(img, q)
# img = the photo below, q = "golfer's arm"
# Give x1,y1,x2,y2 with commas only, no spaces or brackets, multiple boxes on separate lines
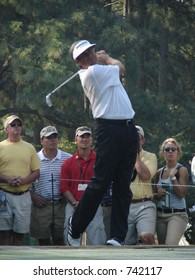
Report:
106,56,125,75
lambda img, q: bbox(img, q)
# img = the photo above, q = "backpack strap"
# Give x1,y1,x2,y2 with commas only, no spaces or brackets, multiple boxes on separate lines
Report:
176,163,183,169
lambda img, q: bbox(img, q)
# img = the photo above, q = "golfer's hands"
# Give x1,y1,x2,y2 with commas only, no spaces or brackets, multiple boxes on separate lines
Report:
96,50,125,74
96,50,109,65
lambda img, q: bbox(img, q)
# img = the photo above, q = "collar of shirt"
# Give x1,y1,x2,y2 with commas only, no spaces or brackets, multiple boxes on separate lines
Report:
38,149,62,161
75,150,96,161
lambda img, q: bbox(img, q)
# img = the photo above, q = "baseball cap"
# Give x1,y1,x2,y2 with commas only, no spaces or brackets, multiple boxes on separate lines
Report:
4,115,22,128
75,126,92,137
136,125,144,137
71,40,96,60
40,126,59,138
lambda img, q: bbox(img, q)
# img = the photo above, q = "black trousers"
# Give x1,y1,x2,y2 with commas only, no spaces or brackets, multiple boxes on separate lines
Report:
71,119,138,241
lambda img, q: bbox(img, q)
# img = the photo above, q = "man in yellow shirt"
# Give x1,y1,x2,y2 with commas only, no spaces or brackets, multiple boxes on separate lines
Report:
125,125,157,245
0,115,40,245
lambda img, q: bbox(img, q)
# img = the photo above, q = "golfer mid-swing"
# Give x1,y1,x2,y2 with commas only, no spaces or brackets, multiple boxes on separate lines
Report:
68,40,138,246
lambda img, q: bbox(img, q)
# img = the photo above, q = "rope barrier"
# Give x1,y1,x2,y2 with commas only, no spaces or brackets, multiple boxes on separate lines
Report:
0,178,195,188
57,178,195,189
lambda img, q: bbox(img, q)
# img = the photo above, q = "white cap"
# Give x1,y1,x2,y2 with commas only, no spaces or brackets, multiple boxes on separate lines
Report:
135,125,144,137
72,40,96,60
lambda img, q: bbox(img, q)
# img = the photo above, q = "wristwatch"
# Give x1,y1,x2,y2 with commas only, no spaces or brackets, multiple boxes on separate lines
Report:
170,176,177,181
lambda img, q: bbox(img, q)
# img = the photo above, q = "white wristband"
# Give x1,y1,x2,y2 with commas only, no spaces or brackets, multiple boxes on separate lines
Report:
170,176,177,181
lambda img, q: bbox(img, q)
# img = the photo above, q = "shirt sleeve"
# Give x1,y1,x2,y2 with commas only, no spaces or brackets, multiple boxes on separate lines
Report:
141,153,158,178
31,146,41,171
92,64,121,87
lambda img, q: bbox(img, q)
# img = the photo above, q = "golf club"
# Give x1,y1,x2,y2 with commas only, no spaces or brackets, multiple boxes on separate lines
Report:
46,71,80,107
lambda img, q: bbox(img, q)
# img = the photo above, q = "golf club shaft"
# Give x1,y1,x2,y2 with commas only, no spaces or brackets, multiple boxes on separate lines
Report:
51,71,79,95
46,71,80,107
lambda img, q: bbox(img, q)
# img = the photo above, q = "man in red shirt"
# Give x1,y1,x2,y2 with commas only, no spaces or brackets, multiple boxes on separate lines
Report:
60,126,106,245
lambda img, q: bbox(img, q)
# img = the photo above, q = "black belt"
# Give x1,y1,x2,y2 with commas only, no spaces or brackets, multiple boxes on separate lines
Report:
0,188,29,196
157,207,186,213
46,199,63,204
131,198,152,203
96,118,133,126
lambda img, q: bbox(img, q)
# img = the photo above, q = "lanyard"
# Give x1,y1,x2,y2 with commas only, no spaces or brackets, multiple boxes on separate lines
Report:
76,158,91,184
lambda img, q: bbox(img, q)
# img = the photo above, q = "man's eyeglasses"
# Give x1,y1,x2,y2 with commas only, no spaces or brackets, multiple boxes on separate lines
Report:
164,147,177,152
9,123,22,127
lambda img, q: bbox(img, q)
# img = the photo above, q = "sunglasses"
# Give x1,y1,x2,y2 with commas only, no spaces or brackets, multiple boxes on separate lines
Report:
164,147,177,152
9,123,22,127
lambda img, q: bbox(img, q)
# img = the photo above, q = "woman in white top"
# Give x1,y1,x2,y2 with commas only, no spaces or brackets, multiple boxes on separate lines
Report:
154,138,189,245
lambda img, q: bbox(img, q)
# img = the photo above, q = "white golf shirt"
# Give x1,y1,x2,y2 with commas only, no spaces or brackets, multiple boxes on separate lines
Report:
79,64,135,120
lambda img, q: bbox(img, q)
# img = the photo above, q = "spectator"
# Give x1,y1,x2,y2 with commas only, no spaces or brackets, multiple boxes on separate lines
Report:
60,126,106,245
0,115,40,245
154,138,189,245
67,40,138,246
30,126,71,245
125,125,157,245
